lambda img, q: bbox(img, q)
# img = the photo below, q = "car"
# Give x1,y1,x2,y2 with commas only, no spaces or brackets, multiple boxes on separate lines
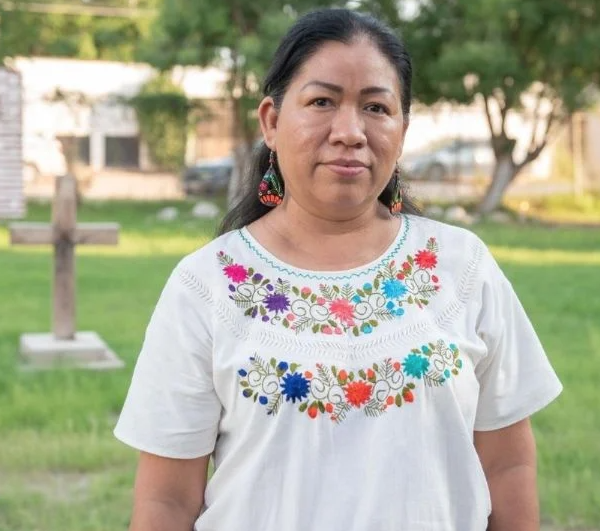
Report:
402,139,495,181
182,156,234,196
22,133,67,182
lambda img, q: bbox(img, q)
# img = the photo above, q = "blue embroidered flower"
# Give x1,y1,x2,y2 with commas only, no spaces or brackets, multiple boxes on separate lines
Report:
444,369,451,378
383,279,408,299
363,283,373,291
362,324,373,334
277,361,289,372
386,300,405,317
352,295,362,304
259,396,268,405
238,369,248,377
281,372,310,403
403,354,430,378
386,301,395,310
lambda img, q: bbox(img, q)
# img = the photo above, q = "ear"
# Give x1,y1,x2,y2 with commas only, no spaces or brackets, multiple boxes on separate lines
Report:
258,96,279,151
397,120,410,158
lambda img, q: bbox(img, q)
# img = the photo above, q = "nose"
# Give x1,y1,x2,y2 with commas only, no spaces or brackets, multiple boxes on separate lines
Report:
329,105,367,147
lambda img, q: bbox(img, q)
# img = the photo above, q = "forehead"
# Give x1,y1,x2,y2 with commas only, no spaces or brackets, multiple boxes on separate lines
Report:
291,37,401,95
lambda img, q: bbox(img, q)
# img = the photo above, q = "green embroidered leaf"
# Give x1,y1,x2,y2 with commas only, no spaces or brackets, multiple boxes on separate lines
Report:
283,319,289,328
275,278,291,295
369,320,378,327
331,366,338,376
348,372,355,381
420,299,429,305
395,393,402,407
261,279,270,287
407,295,414,304
411,348,420,354
352,327,360,337
244,307,253,316
407,382,416,389
217,253,233,266
310,293,318,304
341,284,355,300
292,286,300,296
408,255,414,265
290,363,299,373
247,267,254,276
332,285,340,294
328,319,337,327
356,289,366,298
428,342,436,351
253,393,258,402
318,401,325,413
311,324,320,334
373,277,380,290
359,369,367,380
298,402,308,413
260,306,267,316
452,369,459,376
373,363,380,373
240,381,249,388
270,358,277,368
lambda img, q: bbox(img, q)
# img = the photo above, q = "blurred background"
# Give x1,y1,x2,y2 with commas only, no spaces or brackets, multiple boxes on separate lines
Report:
0,1,599,530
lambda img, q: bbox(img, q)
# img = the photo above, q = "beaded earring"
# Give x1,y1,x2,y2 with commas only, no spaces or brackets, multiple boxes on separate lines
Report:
389,165,403,215
258,151,284,207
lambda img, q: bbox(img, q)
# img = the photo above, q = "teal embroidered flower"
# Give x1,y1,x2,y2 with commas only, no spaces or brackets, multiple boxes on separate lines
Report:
402,354,430,378
382,278,408,299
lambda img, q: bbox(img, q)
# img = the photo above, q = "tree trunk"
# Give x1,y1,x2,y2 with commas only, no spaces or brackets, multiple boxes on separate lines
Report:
478,155,519,214
227,142,252,207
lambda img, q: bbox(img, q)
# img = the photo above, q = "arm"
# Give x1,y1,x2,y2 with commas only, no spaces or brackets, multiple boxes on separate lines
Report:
474,418,539,531
130,451,211,531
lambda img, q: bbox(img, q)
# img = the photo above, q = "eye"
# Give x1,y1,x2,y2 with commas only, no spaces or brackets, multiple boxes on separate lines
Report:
310,98,332,108
365,103,390,115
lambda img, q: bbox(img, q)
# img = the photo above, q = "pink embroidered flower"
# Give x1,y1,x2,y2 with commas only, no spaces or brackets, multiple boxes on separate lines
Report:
329,298,354,325
334,327,343,335
432,275,439,283
301,287,311,296
322,326,333,335
415,250,437,270
286,313,296,322
402,261,411,271
316,297,326,305
344,381,373,407
223,264,248,283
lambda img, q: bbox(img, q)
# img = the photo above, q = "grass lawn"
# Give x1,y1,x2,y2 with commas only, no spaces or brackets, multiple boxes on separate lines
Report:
1,200,599,530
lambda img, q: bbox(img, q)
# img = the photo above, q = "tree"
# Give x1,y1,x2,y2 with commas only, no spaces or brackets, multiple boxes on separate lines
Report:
401,0,600,212
143,0,335,205
0,0,156,62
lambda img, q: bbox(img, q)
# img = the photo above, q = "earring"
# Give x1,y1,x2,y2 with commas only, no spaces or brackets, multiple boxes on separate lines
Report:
389,164,403,215
258,151,284,207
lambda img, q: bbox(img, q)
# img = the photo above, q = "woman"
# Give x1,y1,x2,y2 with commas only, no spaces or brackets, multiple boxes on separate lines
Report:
115,8,562,531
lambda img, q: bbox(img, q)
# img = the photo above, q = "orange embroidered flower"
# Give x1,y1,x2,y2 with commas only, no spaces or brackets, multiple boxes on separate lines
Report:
344,381,373,407
329,298,355,325
338,369,348,382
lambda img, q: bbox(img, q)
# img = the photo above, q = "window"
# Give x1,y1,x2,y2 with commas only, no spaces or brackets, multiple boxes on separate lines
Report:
105,136,140,168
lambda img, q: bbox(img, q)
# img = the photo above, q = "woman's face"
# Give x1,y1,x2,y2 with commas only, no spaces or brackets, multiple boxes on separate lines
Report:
259,37,408,220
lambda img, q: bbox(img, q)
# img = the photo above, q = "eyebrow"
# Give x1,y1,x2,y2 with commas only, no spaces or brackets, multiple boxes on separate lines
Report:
300,80,393,96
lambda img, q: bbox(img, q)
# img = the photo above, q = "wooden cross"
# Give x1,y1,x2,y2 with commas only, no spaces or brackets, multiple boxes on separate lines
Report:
10,174,119,340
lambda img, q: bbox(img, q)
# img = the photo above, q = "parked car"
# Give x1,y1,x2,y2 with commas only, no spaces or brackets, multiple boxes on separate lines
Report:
402,139,495,181
22,133,67,182
182,156,234,196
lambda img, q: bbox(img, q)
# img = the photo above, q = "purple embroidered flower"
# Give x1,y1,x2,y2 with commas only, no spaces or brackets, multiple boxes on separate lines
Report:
266,284,274,291
264,293,290,314
253,273,264,282
251,307,259,318
262,315,270,322
229,284,236,292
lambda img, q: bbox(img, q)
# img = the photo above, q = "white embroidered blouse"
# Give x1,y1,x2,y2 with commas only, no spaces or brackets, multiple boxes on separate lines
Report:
115,214,562,531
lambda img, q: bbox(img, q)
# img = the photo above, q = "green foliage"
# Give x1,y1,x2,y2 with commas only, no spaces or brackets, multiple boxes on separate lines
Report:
129,74,195,171
0,1,156,61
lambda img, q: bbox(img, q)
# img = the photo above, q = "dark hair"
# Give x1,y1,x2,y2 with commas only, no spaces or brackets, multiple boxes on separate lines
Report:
218,8,420,235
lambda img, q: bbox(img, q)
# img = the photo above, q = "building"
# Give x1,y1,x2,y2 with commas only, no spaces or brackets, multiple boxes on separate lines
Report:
0,67,24,218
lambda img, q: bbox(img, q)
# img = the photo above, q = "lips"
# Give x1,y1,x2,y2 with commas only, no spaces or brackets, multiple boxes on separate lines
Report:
323,159,368,177
325,158,368,168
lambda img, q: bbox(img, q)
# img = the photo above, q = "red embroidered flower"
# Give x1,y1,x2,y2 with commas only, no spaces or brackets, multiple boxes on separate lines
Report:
329,298,355,325
386,396,395,405
338,369,348,382
367,368,375,379
415,250,438,270
223,264,248,283
393,362,401,371
344,381,373,407
325,403,334,413
432,275,439,283
402,261,411,271
308,406,319,419
403,389,414,403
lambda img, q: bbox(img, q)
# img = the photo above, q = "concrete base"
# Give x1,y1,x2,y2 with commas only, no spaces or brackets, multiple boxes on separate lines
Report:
19,331,125,371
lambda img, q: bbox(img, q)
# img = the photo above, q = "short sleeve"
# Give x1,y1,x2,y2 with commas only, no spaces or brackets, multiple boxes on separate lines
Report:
473,247,562,431
114,263,222,458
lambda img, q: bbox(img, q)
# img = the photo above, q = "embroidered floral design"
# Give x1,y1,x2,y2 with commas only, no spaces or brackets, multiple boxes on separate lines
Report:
218,237,441,337
238,340,462,423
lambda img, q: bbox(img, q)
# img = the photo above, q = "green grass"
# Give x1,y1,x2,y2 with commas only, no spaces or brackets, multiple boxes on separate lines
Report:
1,200,599,530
